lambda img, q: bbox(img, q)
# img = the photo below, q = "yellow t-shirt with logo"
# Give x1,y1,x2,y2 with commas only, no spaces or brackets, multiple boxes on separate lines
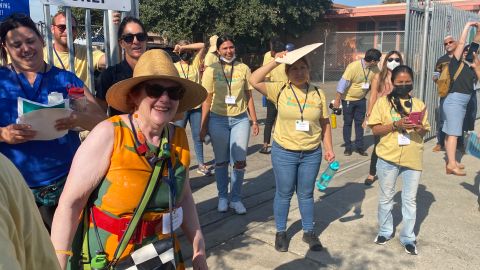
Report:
342,59,379,101
44,44,104,89
175,53,202,109
267,82,328,151
368,96,431,171
202,61,253,116
204,52,219,67
263,52,288,82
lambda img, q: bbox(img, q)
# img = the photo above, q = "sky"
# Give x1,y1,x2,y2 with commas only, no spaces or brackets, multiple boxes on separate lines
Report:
27,0,383,22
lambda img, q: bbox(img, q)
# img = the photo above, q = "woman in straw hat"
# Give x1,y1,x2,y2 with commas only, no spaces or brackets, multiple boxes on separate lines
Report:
200,35,259,215
249,49,335,252
51,49,208,270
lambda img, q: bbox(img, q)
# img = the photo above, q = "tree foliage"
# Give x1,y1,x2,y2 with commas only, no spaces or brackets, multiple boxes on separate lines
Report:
139,0,332,49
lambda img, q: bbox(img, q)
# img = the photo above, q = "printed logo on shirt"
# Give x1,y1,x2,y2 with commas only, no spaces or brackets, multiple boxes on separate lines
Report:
285,96,320,109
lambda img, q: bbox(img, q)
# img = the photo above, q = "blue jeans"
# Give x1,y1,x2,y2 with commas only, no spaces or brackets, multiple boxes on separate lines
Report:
376,158,421,245
342,98,366,150
174,108,205,165
208,112,250,202
271,141,322,232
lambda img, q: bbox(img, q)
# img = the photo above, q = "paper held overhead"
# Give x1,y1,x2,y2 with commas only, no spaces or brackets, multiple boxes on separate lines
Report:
275,43,323,65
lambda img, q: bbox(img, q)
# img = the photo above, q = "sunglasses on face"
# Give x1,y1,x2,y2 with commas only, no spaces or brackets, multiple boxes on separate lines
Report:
54,24,77,32
121,33,148,43
387,58,401,62
144,83,185,100
444,40,454,46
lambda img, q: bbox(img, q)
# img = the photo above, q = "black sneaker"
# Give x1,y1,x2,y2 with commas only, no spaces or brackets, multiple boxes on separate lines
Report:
275,232,288,252
356,149,368,156
403,243,418,255
344,148,352,156
302,231,323,251
374,235,389,245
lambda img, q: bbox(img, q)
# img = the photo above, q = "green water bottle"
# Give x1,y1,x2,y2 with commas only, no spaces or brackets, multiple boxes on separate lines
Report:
90,252,108,270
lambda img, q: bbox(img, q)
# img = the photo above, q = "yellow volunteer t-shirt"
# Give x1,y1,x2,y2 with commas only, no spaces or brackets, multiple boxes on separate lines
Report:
263,52,288,82
44,44,104,89
368,96,431,171
175,53,202,109
202,61,253,116
267,82,328,151
0,154,61,270
342,59,379,101
204,52,219,67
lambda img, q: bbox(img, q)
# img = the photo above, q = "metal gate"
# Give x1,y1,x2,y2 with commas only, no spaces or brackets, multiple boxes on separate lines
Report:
404,0,480,139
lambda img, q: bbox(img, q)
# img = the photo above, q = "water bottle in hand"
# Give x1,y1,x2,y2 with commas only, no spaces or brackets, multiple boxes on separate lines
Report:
316,161,340,191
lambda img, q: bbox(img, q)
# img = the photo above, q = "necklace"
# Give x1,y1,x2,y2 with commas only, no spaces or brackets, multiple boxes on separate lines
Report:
129,113,158,160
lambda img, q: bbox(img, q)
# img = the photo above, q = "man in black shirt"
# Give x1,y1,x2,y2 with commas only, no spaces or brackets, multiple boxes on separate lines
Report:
95,17,147,116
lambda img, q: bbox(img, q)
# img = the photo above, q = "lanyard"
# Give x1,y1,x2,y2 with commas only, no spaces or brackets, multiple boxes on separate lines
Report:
220,61,234,96
11,62,47,101
53,47,67,70
289,82,309,122
361,59,371,82
390,97,413,121
179,62,190,80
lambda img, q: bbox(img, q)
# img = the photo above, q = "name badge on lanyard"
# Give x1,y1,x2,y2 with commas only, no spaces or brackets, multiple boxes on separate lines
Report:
295,120,310,131
221,61,235,105
225,95,236,104
361,82,370,90
361,60,371,90
162,207,183,234
398,133,411,145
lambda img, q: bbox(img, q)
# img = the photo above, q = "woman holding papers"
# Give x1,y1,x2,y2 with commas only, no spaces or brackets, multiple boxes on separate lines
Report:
0,14,104,231
368,65,429,255
249,45,335,252
200,36,259,215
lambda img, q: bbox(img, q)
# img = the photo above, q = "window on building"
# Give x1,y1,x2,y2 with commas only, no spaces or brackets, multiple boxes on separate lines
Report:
357,21,375,52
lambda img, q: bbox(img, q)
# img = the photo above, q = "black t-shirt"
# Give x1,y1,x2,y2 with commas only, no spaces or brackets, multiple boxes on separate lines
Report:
435,54,451,73
95,60,133,116
449,56,477,95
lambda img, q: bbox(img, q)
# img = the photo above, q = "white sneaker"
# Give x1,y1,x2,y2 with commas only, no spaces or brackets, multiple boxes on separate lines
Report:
217,198,228,212
229,201,247,215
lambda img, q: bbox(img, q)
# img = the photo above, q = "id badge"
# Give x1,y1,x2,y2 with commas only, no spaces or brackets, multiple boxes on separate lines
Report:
162,207,183,234
361,82,370,90
295,120,310,131
225,95,236,104
398,133,411,146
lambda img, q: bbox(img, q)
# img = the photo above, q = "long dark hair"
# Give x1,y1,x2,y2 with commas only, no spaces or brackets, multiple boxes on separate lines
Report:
216,35,234,51
378,50,403,92
117,16,146,39
387,65,414,117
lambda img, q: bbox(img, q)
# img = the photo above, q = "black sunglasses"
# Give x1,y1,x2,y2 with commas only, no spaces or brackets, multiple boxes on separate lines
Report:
121,33,148,43
444,40,454,46
143,83,185,100
54,24,77,32
387,58,401,62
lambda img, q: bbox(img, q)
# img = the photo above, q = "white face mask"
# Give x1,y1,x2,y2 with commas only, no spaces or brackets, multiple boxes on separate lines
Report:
220,55,236,63
387,60,400,71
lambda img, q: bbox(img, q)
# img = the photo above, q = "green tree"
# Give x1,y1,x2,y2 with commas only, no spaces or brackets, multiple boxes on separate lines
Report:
139,0,332,50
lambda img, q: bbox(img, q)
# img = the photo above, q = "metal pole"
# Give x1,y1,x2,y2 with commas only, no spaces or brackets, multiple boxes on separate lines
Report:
404,0,412,63
322,29,328,84
418,0,431,101
103,10,111,68
85,9,95,94
108,10,120,66
65,7,75,73
380,31,384,52
43,4,53,65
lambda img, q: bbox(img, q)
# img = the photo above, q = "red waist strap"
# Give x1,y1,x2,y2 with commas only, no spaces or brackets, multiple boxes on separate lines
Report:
91,206,163,245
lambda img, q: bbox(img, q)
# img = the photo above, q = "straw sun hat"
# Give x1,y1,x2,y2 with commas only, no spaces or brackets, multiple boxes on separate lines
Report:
106,49,207,114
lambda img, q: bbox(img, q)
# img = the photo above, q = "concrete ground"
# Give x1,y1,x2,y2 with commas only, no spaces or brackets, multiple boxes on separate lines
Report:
179,82,480,269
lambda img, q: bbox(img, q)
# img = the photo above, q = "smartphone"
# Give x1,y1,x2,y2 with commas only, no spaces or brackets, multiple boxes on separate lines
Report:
465,42,479,63
408,112,423,125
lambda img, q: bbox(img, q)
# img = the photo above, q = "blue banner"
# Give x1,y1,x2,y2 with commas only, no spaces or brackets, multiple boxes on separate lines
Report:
0,0,30,21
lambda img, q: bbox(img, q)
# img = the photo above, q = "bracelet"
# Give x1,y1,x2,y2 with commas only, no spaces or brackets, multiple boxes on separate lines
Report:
252,121,258,125
55,249,73,256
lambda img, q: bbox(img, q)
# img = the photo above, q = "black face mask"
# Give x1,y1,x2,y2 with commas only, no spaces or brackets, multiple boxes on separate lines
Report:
392,84,413,97
180,52,194,62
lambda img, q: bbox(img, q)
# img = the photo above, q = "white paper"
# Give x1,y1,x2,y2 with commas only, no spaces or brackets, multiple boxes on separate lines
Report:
275,43,323,65
17,108,71,141
162,207,183,234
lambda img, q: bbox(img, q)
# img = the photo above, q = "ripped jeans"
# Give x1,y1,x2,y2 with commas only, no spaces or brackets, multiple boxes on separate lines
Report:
208,112,250,202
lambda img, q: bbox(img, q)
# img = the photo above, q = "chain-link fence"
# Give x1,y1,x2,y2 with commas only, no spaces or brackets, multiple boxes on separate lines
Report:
318,31,405,82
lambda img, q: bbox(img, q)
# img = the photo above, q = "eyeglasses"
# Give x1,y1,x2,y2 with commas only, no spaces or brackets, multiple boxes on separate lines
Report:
444,40,454,46
144,83,184,100
121,33,148,43
53,24,77,32
387,58,401,62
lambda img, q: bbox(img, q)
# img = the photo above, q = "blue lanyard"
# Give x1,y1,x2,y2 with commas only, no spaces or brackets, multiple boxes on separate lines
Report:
11,63,47,101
